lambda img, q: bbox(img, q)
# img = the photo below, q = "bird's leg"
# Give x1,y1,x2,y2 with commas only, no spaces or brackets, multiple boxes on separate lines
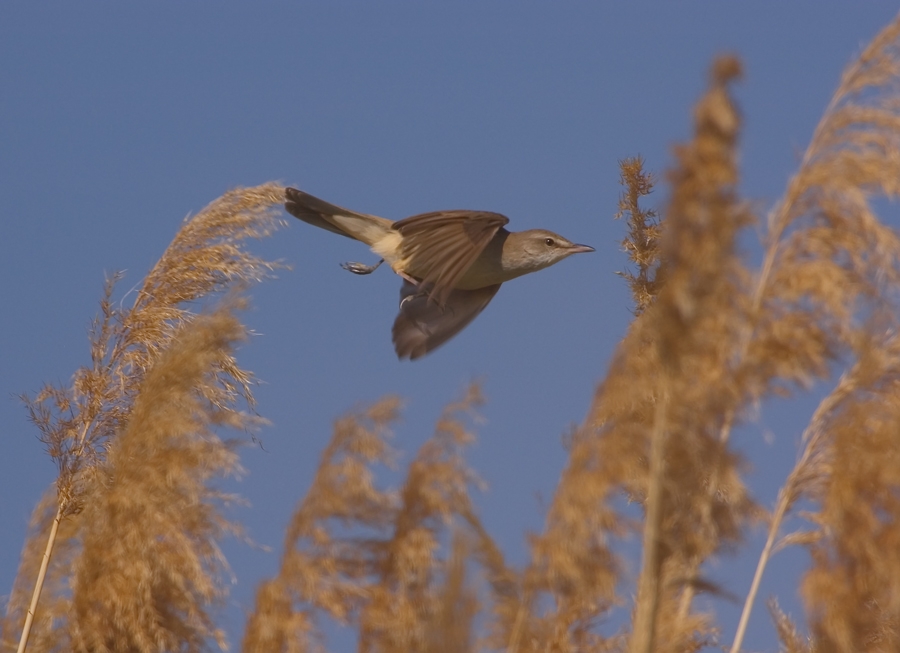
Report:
341,258,384,275
387,263,426,288
397,270,421,287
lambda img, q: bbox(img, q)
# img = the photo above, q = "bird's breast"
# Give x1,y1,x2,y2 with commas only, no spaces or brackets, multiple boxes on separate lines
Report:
454,253,510,289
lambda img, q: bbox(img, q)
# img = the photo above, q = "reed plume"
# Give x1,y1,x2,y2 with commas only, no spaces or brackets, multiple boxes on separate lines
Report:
728,15,900,652
68,306,249,652
499,56,758,653
243,385,485,653
3,183,285,652
616,156,661,315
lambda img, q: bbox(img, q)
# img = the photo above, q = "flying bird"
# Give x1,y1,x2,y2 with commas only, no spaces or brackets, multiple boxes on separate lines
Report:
285,188,594,360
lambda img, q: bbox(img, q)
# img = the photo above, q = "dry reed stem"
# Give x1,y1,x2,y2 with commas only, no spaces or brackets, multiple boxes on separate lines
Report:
2,492,79,653
730,367,858,653
14,506,61,653
630,388,670,653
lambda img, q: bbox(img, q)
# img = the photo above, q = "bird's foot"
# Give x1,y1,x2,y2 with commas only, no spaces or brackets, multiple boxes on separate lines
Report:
399,279,440,311
341,258,384,275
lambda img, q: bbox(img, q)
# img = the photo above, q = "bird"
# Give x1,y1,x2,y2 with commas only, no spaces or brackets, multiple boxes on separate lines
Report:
284,187,594,360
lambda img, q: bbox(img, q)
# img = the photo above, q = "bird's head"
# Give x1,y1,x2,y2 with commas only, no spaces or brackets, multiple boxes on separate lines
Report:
503,229,595,275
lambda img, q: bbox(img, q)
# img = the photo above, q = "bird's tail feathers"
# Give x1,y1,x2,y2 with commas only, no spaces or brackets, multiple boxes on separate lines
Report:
285,188,393,245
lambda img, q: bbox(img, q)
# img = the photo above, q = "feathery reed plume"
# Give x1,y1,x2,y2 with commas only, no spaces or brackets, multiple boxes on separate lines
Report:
510,57,758,653
458,511,518,653
795,330,900,651
243,385,485,653
616,157,661,314
4,183,284,652
359,383,483,653
741,326,900,652
728,16,900,650
735,15,900,407
69,306,250,652
505,424,624,653
768,599,814,653
628,55,757,653
242,397,401,653
428,531,479,653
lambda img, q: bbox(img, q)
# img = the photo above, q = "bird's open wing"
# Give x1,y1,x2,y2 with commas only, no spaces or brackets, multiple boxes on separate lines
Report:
285,188,393,245
392,210,508,305
392,281,501,360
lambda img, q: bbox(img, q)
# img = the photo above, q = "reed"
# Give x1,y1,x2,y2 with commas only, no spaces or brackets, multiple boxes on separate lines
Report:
3,184,284,652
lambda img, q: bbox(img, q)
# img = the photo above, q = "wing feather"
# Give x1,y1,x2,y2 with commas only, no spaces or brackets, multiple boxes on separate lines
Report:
392,210,508,304
392,281,502,360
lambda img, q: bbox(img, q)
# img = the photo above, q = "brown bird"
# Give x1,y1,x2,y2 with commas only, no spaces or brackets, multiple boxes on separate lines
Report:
285,188,594,360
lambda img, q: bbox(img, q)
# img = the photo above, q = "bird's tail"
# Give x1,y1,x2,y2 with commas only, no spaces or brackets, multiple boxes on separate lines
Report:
284,188,393,246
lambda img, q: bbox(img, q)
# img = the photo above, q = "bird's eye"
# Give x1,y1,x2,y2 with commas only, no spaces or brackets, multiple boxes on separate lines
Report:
544,238,555,246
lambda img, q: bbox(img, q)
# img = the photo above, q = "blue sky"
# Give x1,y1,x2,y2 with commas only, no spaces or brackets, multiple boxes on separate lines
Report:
2,3,898,650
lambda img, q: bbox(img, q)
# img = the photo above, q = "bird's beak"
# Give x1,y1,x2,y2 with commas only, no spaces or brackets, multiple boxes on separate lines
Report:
567,243,595,254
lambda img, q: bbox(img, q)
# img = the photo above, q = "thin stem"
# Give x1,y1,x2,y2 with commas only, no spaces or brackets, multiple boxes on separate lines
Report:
729,489,791,653
507,603,527,653
729,371,854,652
631,387,670,653
16,504,63,653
